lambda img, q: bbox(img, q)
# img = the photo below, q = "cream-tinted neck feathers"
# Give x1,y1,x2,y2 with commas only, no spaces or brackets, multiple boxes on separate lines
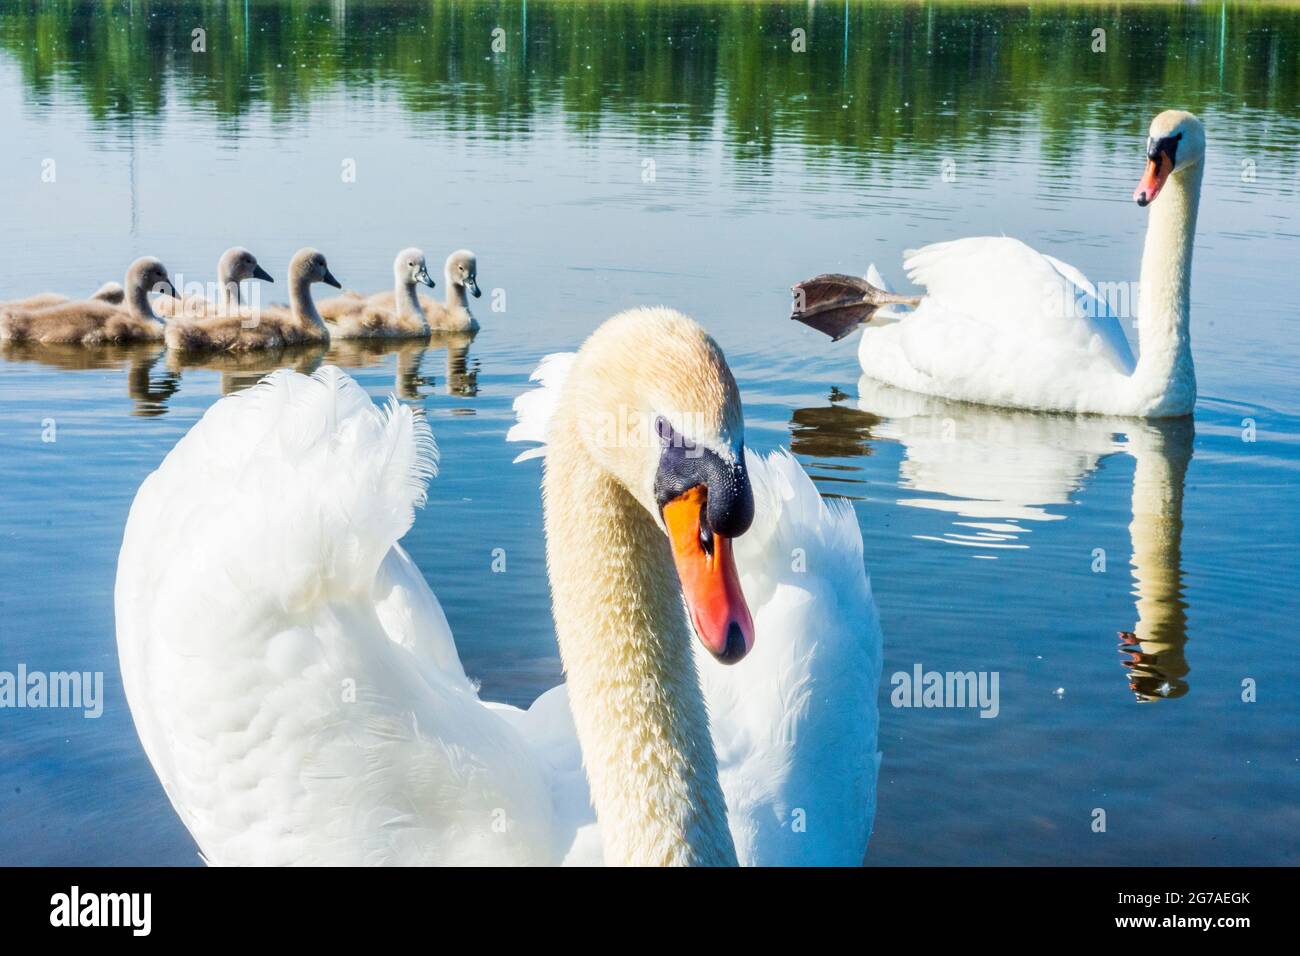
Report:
542,308,740,866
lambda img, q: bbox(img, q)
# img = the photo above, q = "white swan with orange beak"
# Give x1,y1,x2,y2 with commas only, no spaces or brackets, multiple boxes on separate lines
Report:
792,110,1206,418
115,306,881,866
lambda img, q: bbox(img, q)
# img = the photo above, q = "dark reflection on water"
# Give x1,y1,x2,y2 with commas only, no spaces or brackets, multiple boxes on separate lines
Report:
167,341,328,395
2,1,1299,177
794,379,1196,703
1118,416,1193,703
0,342,180,416
0,332,482,414
789,387,880,498
329,333,479,399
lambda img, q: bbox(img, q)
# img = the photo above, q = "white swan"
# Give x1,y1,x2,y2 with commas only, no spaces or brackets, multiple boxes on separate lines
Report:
792,110,1205,418
115,307,880,866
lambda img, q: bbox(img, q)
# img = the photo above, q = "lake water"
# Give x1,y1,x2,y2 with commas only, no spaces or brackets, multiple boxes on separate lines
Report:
1,0,1297,866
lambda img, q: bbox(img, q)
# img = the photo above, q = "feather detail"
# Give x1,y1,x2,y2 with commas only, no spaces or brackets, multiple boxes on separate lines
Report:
507,352,577,461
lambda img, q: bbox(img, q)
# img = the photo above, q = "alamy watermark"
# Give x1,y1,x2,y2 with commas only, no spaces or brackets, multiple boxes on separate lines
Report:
50,886,150,936
1040,278,1143,327
0,664,103,718
163,272,268,327
890,663,999,718
580,406,713,458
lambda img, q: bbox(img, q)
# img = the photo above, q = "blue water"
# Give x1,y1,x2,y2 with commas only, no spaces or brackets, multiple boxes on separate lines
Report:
1,1,1297,865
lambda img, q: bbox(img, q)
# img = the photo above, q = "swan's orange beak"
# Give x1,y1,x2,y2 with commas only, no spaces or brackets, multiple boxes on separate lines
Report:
1134,153,1171,207
663,486,754,664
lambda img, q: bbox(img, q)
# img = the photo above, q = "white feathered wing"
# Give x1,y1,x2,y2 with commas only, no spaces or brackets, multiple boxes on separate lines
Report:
859,236,1139,414
116,367,561,865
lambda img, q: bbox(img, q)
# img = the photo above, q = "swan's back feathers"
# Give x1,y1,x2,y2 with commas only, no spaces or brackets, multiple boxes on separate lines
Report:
900,236,1136,377
703,449,881,866
507,352,577,462
116,366,557,865
162,365,436,598
735,447,864,588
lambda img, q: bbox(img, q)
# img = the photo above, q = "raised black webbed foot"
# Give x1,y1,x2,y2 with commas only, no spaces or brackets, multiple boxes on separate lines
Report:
790,273,921,342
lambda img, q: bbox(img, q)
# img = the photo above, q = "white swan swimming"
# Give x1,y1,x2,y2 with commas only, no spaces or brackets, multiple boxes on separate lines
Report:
115,307,881,866
792,110,1205,418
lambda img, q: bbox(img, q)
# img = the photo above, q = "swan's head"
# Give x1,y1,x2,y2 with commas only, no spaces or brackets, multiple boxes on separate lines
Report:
395,247,435,289
289,248,342,289
220,247,274,284
565,307,756,664
128,257,179,298
446,249,481,299
1134,110,1205,207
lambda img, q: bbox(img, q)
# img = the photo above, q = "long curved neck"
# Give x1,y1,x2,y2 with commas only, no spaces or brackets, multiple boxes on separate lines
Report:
218,262,240,310
126,279,158,322
395,275,425,324
444,268,469,312
543,412,736,866
290,277,325,333
1131,162,1202,411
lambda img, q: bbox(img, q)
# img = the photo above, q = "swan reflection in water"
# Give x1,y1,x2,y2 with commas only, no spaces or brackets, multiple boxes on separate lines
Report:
2,330,481,417
327,332,479,402
790,377,1194,702
1118,415,1192,701
167,333,479,402
789,386,880,495
168,342,327,396
167,331,480,402
0,342,180,417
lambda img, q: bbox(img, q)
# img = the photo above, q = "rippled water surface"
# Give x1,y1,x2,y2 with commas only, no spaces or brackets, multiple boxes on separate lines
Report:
1,1,1297,865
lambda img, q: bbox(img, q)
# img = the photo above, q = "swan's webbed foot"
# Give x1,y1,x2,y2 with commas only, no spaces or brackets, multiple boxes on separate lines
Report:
791,274,875,341
790,273,922,342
